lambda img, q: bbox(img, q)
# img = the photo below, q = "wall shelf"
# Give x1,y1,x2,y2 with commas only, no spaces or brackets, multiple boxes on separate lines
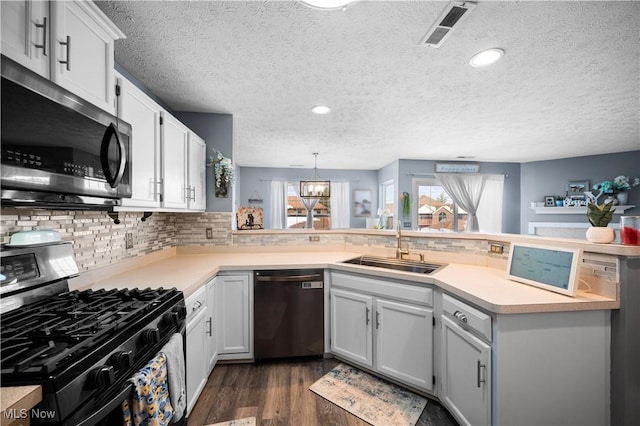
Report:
530,205,635,215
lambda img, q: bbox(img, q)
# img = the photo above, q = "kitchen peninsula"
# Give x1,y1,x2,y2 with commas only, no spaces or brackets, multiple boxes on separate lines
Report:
2,229,638,426
60,229,635,426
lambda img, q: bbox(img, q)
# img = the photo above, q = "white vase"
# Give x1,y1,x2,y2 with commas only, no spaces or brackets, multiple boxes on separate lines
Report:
616,192,628,204
586,226,615,244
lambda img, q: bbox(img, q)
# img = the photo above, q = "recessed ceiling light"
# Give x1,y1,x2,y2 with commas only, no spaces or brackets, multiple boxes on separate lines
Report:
301,0,353,11
469,48,504,67
311,105,331,115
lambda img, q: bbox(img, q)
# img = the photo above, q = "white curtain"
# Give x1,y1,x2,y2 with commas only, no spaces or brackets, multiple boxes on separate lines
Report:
330,182,351,228
292,184,318,228
435,173,487,232
270,180,288,229
476,175,505,233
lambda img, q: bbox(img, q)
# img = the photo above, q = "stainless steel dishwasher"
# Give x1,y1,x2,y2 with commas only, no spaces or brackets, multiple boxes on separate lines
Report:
254,269,324,359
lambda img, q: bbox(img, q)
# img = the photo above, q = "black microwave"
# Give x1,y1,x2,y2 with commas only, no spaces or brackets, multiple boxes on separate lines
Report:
1,56,132,209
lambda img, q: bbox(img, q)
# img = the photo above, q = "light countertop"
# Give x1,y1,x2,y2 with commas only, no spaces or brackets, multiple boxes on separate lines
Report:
70,248,619,314
0,386,42,426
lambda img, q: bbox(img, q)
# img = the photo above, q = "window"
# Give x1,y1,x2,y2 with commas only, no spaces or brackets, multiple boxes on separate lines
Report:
286,183,331,229
413,179,467,231
412,175,504,233
381,180,395,216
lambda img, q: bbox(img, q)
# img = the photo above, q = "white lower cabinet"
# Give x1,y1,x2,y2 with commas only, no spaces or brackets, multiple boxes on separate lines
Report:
375,299,433,391
329,272,434,392
330,289,373,367
440,293,492,426
205,278,218,371
215,274,253,360
185,286,208,416
441,315,491,426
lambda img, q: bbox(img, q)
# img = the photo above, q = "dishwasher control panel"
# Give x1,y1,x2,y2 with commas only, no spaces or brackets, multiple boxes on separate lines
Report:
302,281,323,289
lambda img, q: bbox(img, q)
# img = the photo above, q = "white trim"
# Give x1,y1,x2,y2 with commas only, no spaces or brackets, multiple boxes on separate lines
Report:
528,221,620,235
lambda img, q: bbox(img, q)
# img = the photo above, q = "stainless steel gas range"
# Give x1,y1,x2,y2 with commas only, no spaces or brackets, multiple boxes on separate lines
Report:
0,242,187,425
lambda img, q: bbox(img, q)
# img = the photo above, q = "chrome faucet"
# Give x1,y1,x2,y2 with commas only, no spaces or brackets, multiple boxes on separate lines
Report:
396,220,409,259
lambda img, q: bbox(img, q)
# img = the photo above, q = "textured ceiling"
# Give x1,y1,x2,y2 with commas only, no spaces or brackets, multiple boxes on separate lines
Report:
95,0,640,170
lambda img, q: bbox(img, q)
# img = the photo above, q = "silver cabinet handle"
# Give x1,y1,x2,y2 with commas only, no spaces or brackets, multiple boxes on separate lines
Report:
192,301,202,312
190,186,196,201
375,311,380,329
365,307,370,325
477,360,486,388
59,35,70,70
35,17,47,56
453,310,468,323
205,317,212,336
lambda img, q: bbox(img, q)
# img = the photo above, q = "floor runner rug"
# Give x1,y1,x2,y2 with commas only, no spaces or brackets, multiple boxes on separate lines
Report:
205,416,256,426
309,363,427,425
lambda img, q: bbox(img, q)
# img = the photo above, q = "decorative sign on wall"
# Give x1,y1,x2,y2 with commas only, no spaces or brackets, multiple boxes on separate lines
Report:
236,207,264,230
434,162,480,173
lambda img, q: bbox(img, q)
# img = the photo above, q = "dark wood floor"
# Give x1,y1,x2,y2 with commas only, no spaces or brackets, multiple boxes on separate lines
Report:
188,358,459,426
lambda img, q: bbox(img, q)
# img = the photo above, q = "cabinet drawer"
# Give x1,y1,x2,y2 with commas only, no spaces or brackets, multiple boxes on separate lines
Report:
442,293,492,342
186,286,206,320
330,271,433,306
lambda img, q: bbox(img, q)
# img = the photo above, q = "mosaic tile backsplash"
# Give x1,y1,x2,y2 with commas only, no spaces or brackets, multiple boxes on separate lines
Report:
1,208,507,273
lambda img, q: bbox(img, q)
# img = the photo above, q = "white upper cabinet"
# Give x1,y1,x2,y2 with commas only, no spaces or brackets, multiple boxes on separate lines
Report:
1,0,124,114
50,1,122,114
116,74,162,209
1,0,50,78
187,133,206,211
161,112,189,210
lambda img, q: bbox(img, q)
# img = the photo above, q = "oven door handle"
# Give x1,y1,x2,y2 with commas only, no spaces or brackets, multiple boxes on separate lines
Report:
75,382,133,426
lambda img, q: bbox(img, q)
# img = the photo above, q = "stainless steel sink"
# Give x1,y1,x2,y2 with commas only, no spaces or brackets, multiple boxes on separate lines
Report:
342,255,444,275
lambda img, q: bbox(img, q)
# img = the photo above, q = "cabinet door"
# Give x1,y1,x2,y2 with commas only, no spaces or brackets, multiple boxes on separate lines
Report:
205,278,218,372
441,315,491,426
161,112,189,209
1,0,49,78
50,0,117,113
116,75,162,208
186,305,208,416
330,288,373,367
215,275,251,355
375,299,433,391
187,133,206,211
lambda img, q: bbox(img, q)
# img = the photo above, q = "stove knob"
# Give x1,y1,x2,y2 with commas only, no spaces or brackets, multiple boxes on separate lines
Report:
89,366,115,388
141,328,160,345
110,350,133,369
163,311,179,326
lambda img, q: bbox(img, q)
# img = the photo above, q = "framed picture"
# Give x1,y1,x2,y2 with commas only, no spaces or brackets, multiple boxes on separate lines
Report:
236,207,264,230
353,189,372,216
544,196,556,207
567,180,589,199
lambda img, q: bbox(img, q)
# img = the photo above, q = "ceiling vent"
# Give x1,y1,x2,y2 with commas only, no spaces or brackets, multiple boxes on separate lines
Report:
420,1,476,48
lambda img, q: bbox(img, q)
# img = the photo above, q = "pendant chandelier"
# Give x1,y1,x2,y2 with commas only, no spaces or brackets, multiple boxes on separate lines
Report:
300,153,330,198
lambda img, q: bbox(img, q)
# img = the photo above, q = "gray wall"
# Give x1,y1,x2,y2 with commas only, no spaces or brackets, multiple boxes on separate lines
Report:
174,112,234,213
396,160,522,234
238,167,378,228
520,150,640,233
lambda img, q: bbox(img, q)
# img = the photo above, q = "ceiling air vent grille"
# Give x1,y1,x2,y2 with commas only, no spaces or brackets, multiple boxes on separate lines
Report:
420,1,476,48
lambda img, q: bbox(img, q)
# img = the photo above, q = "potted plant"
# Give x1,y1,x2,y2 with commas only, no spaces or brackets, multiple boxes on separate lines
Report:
208,149,235,197
586,200,615,243
612,175,640,204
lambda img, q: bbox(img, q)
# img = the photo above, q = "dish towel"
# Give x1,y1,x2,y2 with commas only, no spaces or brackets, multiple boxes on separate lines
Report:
162,333,186,423
122,353,174,426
